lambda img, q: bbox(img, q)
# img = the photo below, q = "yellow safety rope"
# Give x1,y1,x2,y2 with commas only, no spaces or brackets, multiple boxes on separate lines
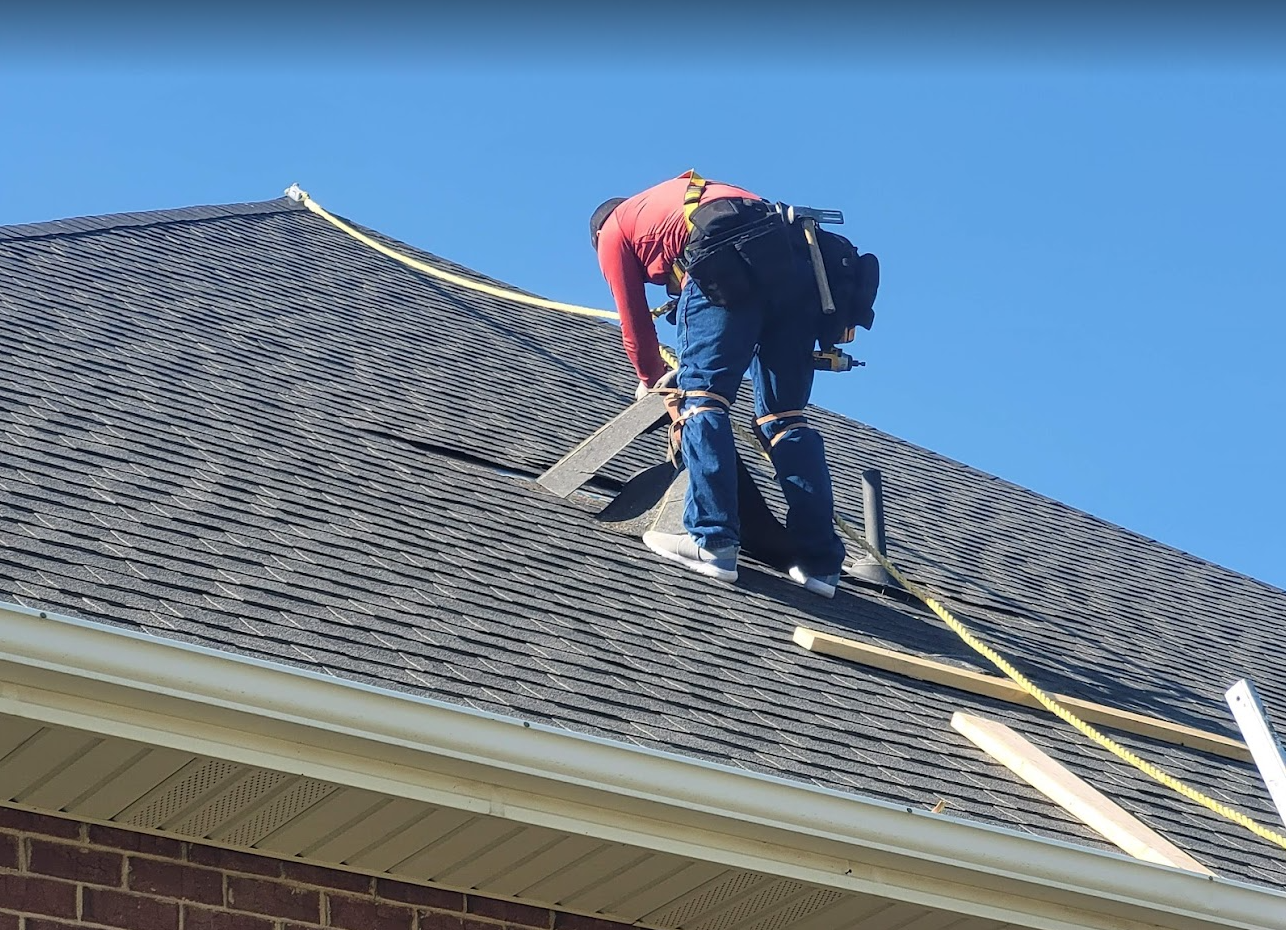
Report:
292,186,1286,854
293,188,617,322
833,517,1286,853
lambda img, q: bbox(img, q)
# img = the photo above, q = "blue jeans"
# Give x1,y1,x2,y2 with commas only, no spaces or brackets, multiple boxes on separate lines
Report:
675,279,846,576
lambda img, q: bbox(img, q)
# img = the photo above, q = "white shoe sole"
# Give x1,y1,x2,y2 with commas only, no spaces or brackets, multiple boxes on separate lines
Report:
788,566,837,599
644,535,738,583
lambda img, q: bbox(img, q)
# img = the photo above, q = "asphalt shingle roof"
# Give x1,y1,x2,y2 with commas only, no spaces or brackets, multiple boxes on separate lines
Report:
2,197,1284,888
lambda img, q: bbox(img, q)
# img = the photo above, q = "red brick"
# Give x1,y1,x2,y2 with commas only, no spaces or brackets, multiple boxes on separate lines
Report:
0,911,18,930
189,844,282,877
0,808,80,840
129,856,223,904
27,838,123,886
83,887,180,929
281,859,371,894
23,920,79,930
553,915,634,930
88,823,185,858
0,874,77,918
376,879,462,910
184,905,276,930
466,896,551,928
0,833,17,870
417,914,465,930
326,893,413,930
227,876,321,922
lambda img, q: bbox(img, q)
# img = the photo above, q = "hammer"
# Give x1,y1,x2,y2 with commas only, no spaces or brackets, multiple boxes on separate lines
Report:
778,203,844,315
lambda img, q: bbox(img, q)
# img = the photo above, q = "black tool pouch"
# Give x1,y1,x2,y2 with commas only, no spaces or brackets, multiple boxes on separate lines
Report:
682,198,796,309
816,229,879,346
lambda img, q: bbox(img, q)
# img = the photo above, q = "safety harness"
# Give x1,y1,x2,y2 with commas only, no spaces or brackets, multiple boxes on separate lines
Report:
657,170,816,458
666,170,708,296
754,410,810,448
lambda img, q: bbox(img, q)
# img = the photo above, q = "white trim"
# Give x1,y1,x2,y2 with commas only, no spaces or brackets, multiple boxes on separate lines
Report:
1,601,1282,930
1227,679,1286,828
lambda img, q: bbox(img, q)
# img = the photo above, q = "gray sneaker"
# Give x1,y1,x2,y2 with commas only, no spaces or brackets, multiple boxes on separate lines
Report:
643,532,739,583
788,566,840,599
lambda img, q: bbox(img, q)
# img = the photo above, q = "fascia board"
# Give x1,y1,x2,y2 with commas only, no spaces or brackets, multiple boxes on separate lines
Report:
0,600,1282,930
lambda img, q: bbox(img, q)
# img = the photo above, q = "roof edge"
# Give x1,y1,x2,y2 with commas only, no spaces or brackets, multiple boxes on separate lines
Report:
0,197,303,243
0,601,1282,930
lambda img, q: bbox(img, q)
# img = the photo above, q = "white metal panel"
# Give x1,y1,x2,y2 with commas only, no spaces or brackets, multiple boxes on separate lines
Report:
218,777,337,847
601,859,730,922
305,796,425,864
65,744,193,820
736,888,847,930
479,832,607,898
682,877,812,930
0,727,99,801
524,840,660,905
19,738,141,809
118,758,242,828
345,804,471,873
173,768,289,838
644,870,774,928
253,785,388,855
398,815,524,883
558,851,691,915
423,822,568,891
1227,679,1286,827
0,718,43,758
0,714,1019,930
776,893,887,930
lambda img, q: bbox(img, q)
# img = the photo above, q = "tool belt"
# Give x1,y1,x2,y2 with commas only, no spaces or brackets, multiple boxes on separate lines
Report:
671,170,879,360
679,197,800,310
813,228,879,349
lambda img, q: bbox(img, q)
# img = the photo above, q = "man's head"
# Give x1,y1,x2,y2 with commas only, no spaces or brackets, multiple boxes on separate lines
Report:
590,197,627,250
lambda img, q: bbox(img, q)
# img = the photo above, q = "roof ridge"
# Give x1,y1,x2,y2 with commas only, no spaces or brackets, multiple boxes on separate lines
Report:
0,197,304,243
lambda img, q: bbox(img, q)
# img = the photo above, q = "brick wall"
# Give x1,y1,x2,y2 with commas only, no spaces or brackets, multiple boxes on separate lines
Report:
0,807,631,930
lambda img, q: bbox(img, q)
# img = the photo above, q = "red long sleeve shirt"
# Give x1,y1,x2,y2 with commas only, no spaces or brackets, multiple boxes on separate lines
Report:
597,174,760,386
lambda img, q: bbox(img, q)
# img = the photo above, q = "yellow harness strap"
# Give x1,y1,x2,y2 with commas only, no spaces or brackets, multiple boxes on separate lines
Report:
668,170,708,295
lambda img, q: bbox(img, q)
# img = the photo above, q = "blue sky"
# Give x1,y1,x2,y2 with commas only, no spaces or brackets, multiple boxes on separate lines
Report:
3,9,1285,589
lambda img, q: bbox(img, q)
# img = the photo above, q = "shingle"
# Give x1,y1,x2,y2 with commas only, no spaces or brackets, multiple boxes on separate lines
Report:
2,199,1284,888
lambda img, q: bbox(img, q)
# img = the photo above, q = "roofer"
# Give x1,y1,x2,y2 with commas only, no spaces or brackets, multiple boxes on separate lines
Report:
591,171,848,598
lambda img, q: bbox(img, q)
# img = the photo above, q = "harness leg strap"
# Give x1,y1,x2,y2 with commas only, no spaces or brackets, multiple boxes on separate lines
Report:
755,409,812,449
653,388,733,462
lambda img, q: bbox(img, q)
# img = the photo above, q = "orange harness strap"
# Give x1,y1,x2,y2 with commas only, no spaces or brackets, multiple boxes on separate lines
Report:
755,409,812,449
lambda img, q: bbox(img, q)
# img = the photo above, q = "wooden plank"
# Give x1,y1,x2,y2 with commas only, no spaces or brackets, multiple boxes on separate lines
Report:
951,712,1213,875
794,627,1251,762
537,393,669,497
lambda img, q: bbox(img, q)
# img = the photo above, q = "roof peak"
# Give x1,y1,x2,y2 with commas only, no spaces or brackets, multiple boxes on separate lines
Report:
0,196,303,244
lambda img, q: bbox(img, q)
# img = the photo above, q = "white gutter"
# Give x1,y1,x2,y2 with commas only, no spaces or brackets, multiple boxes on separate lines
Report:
0,601,1282,930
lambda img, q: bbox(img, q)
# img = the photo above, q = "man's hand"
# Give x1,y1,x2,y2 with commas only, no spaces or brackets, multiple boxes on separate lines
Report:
635,368,678,400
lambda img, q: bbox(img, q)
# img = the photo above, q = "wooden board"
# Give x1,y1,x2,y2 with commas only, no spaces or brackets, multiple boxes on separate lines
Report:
951,712,1213,874
794,627,1251,762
